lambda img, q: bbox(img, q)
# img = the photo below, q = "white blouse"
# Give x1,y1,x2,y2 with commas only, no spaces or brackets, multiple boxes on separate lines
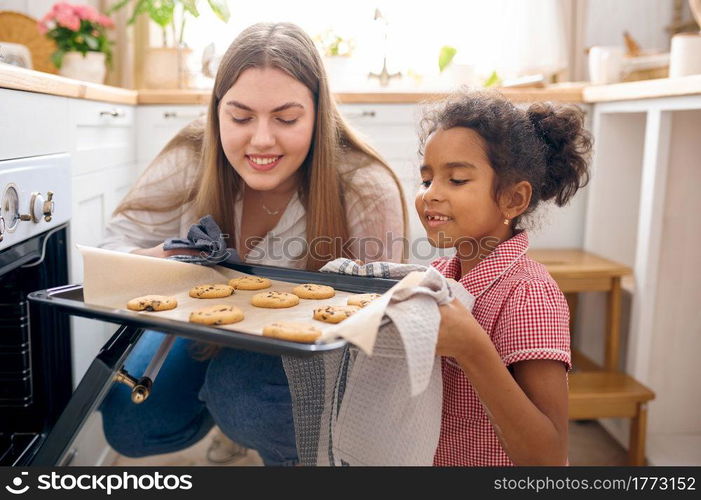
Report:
100,144,406,267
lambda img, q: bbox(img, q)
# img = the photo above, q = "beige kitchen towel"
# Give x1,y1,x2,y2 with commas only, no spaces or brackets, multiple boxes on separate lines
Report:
283,261,475,466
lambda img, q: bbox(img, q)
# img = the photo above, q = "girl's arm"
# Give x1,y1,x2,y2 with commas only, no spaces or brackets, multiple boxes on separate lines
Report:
437,298,569,465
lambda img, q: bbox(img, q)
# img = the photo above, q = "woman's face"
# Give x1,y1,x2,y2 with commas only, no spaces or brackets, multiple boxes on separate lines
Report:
415,127,508,249
219,67,315,193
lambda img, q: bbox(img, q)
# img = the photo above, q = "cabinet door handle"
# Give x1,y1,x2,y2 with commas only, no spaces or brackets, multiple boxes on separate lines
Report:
343,110,377,119
163,111,207,119
99,109,124,118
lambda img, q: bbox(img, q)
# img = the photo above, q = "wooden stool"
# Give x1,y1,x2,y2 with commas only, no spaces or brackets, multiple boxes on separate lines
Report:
569,371,655,465
529,249,656,466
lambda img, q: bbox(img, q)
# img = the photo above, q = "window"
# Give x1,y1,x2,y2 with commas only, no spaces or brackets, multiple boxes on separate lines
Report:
173,0,567,88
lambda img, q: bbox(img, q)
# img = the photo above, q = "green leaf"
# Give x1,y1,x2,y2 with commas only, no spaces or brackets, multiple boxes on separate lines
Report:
438,45,457,73
207,0,230,23
484,70,502,87
146,0,175,28
107,0,131,15
182,0,200,18
51,50,64,69
84,34,99,50
127,0,149,25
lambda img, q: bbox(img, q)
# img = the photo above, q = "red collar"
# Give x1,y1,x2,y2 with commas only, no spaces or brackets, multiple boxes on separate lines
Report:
441,231,530,298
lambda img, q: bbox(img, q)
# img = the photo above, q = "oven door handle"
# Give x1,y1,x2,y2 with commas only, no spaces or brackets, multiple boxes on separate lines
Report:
114,334,176,404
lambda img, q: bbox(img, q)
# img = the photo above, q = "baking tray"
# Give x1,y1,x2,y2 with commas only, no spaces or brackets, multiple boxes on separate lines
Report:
27,261,398,357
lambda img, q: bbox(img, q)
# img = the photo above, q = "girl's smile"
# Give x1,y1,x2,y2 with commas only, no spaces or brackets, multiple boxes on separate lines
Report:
425,210,454,227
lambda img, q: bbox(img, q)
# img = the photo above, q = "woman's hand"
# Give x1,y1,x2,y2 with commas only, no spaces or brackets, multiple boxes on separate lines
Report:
131,243,201,259
435,298,486,359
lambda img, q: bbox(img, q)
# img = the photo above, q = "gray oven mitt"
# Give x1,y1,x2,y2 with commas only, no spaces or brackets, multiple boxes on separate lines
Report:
163,215,240,266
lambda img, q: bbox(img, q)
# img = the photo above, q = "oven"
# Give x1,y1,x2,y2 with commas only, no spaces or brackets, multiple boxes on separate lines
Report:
0,154,72,465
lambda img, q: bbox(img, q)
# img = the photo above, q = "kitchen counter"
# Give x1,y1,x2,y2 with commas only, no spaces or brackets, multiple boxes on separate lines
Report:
138,84,586,104
583,74,701,102
0,64,137,104
2,63,701,105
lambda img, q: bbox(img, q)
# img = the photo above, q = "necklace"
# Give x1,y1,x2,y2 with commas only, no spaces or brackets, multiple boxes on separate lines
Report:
257,190,283,216
261,201,281,216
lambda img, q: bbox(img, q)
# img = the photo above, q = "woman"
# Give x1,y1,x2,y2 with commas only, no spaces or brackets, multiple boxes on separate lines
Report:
99,22,407,466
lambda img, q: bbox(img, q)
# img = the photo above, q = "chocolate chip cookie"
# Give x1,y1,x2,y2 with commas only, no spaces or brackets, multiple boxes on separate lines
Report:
127,295,178,312
251,291,300,308
189,284,235,299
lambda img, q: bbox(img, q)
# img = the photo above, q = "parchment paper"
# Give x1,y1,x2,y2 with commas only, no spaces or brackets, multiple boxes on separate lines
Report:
79,245,422,354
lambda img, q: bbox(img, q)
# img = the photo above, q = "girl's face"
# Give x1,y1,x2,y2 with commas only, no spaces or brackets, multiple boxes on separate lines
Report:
415,127,511,249
219,67,315,193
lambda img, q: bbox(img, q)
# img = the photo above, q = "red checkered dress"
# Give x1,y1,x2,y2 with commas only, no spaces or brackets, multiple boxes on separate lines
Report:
431,231,571,466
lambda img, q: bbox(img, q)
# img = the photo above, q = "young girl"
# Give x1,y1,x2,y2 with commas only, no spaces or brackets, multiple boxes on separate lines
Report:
415,91,591,466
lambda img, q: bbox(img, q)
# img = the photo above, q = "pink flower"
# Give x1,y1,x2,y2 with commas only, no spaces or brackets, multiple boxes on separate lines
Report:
37,20,47,35
98,14,115,29
55,10,80,31
51,3,73,18
74,5,99,23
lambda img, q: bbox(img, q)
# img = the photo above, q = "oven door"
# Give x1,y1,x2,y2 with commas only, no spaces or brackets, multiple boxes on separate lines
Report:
28,324,143,466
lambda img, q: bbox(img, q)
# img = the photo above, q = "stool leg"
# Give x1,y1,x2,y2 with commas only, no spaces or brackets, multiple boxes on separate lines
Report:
605,277,622,371
628,402,648,465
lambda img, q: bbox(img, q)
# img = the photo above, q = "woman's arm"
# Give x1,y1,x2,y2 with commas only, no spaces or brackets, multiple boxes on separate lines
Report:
100,146,199,254
437,297,569,465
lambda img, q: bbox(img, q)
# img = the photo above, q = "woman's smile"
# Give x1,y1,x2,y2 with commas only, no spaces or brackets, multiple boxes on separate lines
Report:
246,154,283,172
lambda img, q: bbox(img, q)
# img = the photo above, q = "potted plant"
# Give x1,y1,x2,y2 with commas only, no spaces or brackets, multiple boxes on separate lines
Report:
109,0,230,89
38,2,114,84
314,28,356,88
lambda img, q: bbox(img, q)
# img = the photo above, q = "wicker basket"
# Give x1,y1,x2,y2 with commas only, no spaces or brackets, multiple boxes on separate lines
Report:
0,11,57,74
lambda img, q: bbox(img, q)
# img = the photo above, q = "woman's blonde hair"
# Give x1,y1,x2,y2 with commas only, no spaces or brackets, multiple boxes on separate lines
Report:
115,22,407,269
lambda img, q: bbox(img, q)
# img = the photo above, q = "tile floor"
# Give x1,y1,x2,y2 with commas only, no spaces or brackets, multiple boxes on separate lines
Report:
112,420,628,466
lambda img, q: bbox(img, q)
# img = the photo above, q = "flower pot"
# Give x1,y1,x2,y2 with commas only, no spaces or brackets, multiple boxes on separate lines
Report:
143,47,193,89
59,52,106,84
324,56,360,90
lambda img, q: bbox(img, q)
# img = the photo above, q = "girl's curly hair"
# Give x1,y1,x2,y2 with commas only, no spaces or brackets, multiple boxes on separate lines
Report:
419,90,592,227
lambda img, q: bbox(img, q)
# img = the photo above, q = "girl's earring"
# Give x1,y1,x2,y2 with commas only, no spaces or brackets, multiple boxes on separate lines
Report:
503,216,510,225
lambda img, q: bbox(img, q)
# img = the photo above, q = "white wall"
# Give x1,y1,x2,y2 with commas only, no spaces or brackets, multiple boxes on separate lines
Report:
584,0,674,51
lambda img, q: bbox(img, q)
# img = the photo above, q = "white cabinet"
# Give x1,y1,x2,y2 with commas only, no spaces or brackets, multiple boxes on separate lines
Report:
338,104,434,265
67,98,138,387
136,105,207,172
0,89,70,160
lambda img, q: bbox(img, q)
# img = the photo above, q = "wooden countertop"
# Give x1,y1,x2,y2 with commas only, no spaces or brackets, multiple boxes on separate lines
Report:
138,84,586,105
583,74,701,103
2,63,700,105
0,64,137,104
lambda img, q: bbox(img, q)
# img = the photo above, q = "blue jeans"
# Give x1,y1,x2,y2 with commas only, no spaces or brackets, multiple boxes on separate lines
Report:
100,330,298,466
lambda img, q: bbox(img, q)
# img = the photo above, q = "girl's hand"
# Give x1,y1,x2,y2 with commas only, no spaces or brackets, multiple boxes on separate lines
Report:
131,243,201,259
436,298,486,358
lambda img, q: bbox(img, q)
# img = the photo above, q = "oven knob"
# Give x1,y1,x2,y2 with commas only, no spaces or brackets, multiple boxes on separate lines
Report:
0,216,5,242
42,191,54,222
19,191,54,223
